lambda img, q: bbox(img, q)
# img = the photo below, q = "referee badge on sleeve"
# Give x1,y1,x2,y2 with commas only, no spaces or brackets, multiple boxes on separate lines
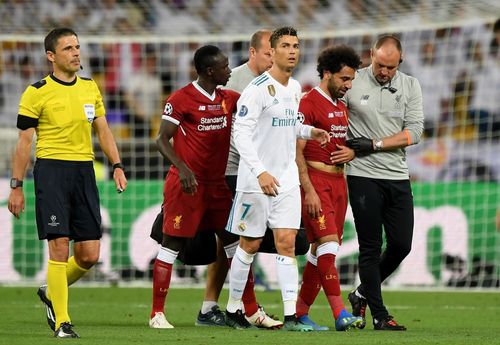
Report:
84,104,95,123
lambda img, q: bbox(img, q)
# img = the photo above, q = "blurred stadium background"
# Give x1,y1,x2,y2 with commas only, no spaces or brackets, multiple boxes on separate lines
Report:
0,0,498,289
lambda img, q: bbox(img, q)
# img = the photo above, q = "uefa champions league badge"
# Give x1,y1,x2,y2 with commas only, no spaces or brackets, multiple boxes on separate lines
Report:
297,112,305,123
238,105,248,117
163,102,173,116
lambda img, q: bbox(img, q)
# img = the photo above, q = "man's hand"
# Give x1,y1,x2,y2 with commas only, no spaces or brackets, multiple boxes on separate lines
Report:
8,189,25,219
304,189,321,219
178,164,198,195
311,128,330,147
346,137,374,153
113,168,128,193
330,144,355,164
258,171,280,197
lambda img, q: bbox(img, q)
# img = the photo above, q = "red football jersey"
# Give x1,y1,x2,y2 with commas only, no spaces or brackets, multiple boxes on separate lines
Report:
162,82,239,182
299,87,348,165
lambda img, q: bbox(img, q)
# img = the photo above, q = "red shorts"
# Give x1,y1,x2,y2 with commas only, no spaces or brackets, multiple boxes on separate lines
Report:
301,167,347,243
162,170,232,238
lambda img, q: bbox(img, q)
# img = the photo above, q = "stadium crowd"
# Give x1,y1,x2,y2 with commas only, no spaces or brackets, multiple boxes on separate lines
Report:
0,2,498,182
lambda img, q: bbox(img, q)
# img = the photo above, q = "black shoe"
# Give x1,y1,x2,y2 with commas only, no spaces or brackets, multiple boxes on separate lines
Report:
225,309,255,330
37,284,56,331
196,305,226,326
348,290,367,329
54,322,80,338
373,315,407,331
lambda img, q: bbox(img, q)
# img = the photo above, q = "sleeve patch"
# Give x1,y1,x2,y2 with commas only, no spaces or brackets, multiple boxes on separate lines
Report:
30,80,47,89
17,114,38,129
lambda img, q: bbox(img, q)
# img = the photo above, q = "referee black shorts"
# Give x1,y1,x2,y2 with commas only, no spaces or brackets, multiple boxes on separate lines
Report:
33,158,102,242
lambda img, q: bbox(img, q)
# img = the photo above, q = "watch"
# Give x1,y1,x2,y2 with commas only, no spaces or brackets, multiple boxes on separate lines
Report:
10,178,23,189
374,139,383,151
112,162,125,171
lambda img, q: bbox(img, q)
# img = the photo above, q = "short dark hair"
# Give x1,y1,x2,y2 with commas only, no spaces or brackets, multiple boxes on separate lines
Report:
270,26,298,48
317,45,362,78
193,45,222,74
44,27,78,52
250,29,272,50
494,18,500,33
373,34,403,63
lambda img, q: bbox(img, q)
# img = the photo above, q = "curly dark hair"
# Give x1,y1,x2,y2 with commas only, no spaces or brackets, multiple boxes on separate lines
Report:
316,45,362,79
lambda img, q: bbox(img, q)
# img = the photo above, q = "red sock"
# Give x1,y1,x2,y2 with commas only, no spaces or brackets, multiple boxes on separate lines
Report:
296,261,321,317
151,259,173,318
317,254,344,319
242,268,258,316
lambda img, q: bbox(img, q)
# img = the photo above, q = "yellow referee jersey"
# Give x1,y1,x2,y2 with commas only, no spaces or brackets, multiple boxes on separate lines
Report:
18,74,105,161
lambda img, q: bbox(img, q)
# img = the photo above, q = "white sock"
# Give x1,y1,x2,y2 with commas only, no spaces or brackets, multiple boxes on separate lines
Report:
276,255,298,316
227,246,255,313
157,246,178,264
201,301,218,314
224,241,238,259
306,248,317,266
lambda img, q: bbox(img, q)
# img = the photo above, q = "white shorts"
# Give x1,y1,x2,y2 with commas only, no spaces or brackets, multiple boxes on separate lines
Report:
226,186,301,238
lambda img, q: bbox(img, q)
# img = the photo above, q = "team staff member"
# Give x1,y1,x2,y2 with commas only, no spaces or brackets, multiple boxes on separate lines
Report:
198,29,282,329
225,26,330,332
295,45,363,332
150,45,239,329
344,35,424,331
8,28,127,338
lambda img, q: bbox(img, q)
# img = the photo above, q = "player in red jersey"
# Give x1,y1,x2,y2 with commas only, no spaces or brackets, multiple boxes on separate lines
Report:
149,45,239,329
295,45,364,331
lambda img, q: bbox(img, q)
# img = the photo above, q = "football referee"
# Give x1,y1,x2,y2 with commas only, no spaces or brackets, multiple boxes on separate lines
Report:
343,35,424,331
7,28,127,338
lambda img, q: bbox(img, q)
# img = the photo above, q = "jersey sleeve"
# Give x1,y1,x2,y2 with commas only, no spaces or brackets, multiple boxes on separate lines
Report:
18,85,41,119
93,81,106,118
298,96,315,126
161,91,184,126
403,76,424,145
233,85,267,178
222,89,240,114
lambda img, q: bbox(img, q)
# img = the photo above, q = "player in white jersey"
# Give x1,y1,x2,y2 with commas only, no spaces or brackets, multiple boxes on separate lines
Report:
198,29,281,330
224,26,330,332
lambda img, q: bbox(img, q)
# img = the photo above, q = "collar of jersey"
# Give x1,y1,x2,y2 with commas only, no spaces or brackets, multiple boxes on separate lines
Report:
50,73,77,86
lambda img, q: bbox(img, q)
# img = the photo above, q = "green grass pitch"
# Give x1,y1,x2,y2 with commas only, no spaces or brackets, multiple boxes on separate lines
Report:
0,287,499,345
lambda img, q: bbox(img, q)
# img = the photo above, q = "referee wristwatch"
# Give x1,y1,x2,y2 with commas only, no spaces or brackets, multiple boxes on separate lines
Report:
10,178,23,189
112,162,125,171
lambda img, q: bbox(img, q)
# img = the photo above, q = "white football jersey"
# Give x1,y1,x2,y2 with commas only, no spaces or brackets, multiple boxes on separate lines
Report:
234,71,313,193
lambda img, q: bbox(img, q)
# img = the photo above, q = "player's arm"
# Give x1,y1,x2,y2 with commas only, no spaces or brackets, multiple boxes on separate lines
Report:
296,122,330,146
93,116,127,192
330,144,355,164
8,126,35,219
296,138,321,219
233,87,279,196
347,78,423,153
156,118,197,195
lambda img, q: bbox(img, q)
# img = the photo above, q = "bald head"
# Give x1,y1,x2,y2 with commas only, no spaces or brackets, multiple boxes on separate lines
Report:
370,35,403,85
248,29,273,75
